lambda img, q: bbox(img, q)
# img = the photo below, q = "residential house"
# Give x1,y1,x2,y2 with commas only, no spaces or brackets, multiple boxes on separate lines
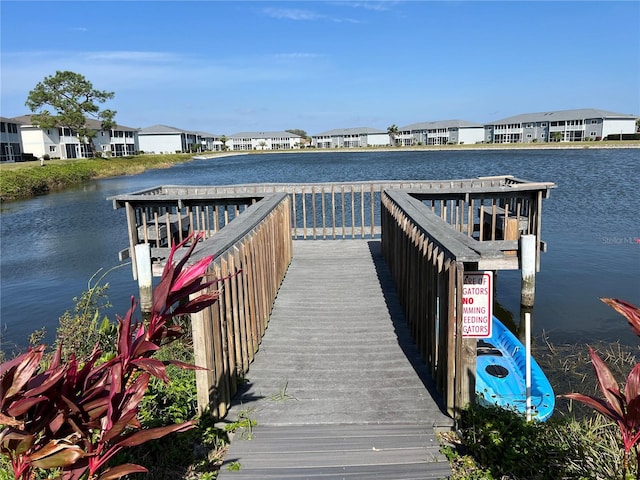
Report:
484,108,638,143
195,131,225,152
312,127,389,149
1,116,23,162
12,115,138,158
229,131,302,151
397,120,485,146
138,125,199,154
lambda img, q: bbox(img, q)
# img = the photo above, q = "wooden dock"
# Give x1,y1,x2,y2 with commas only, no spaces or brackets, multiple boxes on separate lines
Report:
110,177,556,477
217,240,454,479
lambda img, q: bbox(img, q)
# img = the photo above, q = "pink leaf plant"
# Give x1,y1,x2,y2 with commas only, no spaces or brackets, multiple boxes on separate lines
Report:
561,298,640,480
1,232,221,480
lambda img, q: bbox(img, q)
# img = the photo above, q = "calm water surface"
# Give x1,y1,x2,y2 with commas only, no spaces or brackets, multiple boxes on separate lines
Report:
1,149,638,352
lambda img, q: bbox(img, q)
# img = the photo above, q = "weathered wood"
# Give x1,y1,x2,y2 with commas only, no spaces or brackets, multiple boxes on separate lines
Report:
188,195,292,416
218,425,451,479
217,240,452,479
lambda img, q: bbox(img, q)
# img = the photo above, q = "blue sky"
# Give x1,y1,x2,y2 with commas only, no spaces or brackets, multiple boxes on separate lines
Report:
1,1,638,135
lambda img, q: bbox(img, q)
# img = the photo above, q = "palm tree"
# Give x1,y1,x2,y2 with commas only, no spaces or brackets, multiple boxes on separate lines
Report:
387,124,399,146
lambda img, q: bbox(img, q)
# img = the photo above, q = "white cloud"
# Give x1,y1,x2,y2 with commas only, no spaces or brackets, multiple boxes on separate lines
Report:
262,8,324,21
334,1,400,12
262,6,360,23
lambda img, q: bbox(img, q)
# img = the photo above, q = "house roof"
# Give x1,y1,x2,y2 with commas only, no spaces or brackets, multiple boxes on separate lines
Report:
195,131,224,138
229,131,302,139
10,114,137,131
0,116,20,124
399,119,483,131
313,127,387,137
138,124,192,135
487,108,638,125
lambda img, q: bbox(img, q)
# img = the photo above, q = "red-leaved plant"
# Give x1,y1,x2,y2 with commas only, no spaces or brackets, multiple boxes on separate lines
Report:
562,297,640,480
0,232,219,480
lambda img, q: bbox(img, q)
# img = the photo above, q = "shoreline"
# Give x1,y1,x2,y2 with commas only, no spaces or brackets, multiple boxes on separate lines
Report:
194,141,640,159
2,142,638,202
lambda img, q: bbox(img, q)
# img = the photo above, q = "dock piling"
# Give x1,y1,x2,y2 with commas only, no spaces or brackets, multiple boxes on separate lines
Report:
520,234,536,307
135,243,153,313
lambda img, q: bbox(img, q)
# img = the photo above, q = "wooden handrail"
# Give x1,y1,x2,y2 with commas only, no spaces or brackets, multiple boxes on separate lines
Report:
188,193,293,417
381,189,476,417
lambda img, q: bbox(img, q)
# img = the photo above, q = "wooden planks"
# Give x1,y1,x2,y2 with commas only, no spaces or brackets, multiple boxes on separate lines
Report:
218,425,451,479
216,240,453,479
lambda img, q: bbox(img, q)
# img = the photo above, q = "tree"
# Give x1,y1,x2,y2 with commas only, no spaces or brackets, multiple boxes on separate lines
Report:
286,129,311,147
220,135,229,151
387,124,399,146
25,71,116,157
285,129,308,138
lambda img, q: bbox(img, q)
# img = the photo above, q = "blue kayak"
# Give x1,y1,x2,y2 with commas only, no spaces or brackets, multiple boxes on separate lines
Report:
475,316,555,421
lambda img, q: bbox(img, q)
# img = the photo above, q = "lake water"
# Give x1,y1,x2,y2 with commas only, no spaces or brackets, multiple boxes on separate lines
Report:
1,148,638,352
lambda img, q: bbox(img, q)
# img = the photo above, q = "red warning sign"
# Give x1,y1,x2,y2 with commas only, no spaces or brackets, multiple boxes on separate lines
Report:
462,271,493,338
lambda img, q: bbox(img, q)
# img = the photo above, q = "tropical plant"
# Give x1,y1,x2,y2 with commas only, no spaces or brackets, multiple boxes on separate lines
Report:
0,232,219,480
561,297,640,480
387,124,399,146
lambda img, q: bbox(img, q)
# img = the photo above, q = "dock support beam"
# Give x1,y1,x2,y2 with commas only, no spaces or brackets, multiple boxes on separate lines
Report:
520,234,536,308
135,243,153,313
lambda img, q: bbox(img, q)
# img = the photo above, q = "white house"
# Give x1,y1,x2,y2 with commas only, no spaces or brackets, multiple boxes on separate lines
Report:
484,108,638,143
312,127,389,148
12,115,138,159
138,125,199,154
228,131,302,151
397,120,485,146
1,116,24,162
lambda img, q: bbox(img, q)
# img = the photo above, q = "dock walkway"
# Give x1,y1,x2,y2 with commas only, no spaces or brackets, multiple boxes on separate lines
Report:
217,240,454,479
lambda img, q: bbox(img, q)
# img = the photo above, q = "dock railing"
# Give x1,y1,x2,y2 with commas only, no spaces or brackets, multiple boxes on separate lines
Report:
109,192,293,418
381,189,479,416
190,193,292,418
111,175,554,278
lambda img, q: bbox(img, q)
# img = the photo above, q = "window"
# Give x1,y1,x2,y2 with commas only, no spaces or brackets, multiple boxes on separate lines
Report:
541,123,547,127
49,146,56,152
590,131,597,136
0,122,5,132
102,145,108,151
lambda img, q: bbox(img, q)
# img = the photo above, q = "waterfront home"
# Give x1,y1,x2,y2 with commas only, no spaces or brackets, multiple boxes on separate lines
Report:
11,115,139,159
228,131,302,151
195,131,225,152
484,108,637,143
397,120,485,146
138,125,197,154
312,127,389,148
0,116,23,162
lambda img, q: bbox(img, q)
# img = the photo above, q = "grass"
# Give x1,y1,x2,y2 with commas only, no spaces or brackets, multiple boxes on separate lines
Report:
0,153,196,201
